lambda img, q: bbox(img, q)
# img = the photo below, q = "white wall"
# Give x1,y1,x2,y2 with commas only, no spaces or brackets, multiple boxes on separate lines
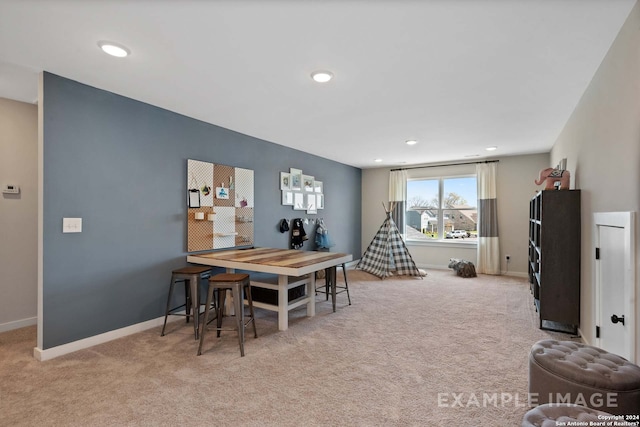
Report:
550,1,640,362
496,153,550,274
361,153,549,274
0,97,38,331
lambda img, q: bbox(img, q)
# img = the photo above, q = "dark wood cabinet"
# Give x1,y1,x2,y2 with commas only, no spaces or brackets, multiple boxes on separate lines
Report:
528,190,581,333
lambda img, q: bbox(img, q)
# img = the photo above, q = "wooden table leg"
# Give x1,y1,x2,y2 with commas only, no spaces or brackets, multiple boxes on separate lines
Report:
277,274,288,331
307,272,316,318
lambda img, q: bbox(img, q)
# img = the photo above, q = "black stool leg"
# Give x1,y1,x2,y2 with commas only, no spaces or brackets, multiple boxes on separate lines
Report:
342,263,351,305
245,283,258,338
233,284,245,357
330,266,337,312
184,281,191,323
216,289,226,338
161,276,176,336
187,275,201,340
197,282,215,356
324,267,330,300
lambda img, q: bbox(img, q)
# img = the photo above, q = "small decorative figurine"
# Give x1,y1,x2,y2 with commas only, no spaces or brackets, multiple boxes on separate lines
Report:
535,167,570,190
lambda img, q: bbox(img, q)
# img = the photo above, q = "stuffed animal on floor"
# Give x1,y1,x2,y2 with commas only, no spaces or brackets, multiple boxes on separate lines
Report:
448,258,477,278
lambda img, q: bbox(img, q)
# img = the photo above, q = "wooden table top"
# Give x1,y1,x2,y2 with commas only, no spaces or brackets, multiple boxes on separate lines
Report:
187,247,353,276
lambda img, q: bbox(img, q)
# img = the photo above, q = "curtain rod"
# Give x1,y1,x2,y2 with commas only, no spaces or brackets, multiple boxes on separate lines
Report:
390,159,499,171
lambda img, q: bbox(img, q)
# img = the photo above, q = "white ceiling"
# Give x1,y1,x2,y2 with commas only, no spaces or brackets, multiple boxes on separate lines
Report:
0,0,635,169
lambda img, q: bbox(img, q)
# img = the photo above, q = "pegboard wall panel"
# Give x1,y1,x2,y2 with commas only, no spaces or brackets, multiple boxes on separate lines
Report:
187,207,214,252
235,168,254,207
187,160,254,252
235,207,254,246
213,164,234,208
188,159,214,206
213,206,236,249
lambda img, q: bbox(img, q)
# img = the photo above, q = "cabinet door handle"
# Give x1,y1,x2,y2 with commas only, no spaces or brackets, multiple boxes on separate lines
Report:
610,314,625,325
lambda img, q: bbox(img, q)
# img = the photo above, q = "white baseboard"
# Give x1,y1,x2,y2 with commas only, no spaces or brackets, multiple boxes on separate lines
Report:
415,263,528,278
33,315,182,362
0,316,37,333
501,270,529,278
415,263,448,270
577,327,587,343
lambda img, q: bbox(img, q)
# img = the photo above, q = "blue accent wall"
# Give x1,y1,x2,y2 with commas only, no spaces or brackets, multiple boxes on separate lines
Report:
42,73,361,348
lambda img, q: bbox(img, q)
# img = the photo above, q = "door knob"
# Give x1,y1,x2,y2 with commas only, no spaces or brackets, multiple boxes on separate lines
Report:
611,314,625,325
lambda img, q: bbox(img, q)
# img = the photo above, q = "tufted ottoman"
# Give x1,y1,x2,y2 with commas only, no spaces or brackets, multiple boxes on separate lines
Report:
528,340,640,415
522,403,615,427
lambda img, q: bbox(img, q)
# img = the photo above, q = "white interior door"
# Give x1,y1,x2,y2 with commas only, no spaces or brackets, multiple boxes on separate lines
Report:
594,212,636,363
597,225,628,358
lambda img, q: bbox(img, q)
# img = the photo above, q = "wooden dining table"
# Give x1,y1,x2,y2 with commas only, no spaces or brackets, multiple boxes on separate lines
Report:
187,247,353,330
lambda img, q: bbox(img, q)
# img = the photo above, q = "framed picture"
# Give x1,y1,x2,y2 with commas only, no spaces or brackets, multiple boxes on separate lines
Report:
317,193,324,209
306,194,317,214
314,180,323,193
303,175,314,192
282,190,294,206
188,189,200,208
290,168,302,191
293,192,306,210
280,172,291,190
200,184,212,197
215,186,229,199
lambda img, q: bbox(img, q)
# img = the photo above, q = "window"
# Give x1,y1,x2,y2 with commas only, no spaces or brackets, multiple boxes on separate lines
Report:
406,175,477,241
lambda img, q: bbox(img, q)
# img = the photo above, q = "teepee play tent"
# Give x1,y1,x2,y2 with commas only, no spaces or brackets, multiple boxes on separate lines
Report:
356,203,422,279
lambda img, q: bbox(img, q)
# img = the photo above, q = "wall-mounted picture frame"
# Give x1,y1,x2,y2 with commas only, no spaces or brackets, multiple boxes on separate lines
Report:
306,194,317,214
188,189,201,208
317,193,324,209
293,192,306,210
290,168,302,191
303,175,314,192
200,184,212,197
314,180,323,193
280,172,291,190
215,186,229,199
282,190,294,206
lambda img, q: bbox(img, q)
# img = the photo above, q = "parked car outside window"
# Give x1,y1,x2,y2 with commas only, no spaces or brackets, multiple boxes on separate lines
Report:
445,230,469,239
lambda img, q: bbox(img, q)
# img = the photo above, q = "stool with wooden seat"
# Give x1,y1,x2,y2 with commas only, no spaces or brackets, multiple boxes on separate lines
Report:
161,266,212,340
197,273,257,357
316,263,351,312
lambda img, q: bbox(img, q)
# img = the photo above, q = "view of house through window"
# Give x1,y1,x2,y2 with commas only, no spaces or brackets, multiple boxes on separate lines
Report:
406,176,478,241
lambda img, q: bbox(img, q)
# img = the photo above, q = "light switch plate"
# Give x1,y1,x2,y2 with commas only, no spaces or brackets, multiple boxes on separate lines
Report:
63,218,82,233
2,184,20,194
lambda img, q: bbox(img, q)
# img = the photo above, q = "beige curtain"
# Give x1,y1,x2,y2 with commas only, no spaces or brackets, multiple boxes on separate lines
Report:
389,170,407,231
476,163,500,274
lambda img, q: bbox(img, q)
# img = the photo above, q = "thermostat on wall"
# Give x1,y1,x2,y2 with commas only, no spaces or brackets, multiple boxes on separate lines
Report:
2,184,20,194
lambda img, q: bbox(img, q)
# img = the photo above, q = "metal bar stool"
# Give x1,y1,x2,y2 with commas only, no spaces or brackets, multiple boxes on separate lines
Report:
197,273,257,357
316,264,351,312
161,266,212,340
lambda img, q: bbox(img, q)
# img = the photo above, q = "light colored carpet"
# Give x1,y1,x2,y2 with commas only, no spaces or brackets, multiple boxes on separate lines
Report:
0,269,577,426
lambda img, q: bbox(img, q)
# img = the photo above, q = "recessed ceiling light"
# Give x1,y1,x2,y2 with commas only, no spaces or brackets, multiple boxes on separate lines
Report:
485,146,497,151
405,140,418,146
98,41,130,58
374,158,382,163
311,70,333,83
